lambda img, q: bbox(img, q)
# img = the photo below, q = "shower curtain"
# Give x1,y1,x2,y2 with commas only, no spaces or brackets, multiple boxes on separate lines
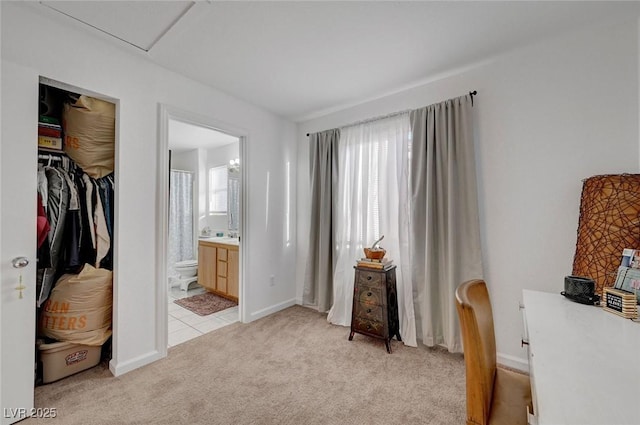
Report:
168,170,195,278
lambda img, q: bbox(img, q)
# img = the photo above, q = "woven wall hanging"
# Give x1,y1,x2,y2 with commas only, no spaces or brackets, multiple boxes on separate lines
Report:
572,174,640,295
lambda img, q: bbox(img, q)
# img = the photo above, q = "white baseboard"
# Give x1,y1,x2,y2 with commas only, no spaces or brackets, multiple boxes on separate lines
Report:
295,297,303,305
497,352,529,373
249,298,297,322
109,350,166,377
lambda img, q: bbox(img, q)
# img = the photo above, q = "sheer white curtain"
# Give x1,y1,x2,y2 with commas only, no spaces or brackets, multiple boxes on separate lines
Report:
327,113,417,347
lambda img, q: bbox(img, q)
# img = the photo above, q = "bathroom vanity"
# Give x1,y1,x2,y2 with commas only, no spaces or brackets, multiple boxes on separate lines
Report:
198,239,239,302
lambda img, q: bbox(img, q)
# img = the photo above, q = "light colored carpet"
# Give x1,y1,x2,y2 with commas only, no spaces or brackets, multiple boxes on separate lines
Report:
26,305,466,424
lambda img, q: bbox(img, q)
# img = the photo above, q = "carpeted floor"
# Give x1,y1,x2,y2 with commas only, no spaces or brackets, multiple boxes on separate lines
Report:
174,292,238,316
26,305,466,425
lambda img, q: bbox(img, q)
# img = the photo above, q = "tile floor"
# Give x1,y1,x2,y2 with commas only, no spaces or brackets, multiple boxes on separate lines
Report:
167,283,239,347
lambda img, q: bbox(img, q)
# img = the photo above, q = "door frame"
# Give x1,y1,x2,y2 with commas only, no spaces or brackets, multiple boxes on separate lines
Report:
157,104,248,354
38,77,122,377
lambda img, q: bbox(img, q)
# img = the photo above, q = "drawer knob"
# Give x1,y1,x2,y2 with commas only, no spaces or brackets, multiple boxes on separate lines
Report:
367,276,372,280
367,291,372,296
366,308,371,313
521,338,529,347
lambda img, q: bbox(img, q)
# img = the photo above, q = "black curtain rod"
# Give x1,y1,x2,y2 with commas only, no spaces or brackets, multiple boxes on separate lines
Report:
306,90,478,136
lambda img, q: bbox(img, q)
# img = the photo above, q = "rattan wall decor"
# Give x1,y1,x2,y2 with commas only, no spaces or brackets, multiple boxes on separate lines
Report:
572,174,640,295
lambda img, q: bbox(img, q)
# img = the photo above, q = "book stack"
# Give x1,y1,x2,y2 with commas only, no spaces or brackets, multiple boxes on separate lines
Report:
38,116,63,151
357,258,394,270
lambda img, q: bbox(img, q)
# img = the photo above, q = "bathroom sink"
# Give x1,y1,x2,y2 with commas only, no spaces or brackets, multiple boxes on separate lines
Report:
198,236,239,246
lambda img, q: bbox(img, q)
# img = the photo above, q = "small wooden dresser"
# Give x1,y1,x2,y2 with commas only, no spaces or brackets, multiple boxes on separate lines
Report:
349,265,401,353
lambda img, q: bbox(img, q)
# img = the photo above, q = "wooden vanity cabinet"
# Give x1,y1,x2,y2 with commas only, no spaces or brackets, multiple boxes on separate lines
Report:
198,242,217,290
198,240,239,302
216,246,228,293
227,249,239,299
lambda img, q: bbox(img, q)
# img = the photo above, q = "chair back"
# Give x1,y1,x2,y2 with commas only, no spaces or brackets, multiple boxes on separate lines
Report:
455,279,497,425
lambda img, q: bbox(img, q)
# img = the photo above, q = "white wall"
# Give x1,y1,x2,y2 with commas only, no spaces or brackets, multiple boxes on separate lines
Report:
173,143,241,239
297,18,639,369
171,150,199,173
1,2,297,376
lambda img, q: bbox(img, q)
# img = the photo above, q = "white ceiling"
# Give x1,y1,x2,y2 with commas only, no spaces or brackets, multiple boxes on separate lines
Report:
41,1,194,51
36,1,640,121
169,120,239,153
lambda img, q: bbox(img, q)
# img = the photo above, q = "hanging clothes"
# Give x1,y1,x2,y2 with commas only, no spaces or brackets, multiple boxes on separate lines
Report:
37,167,69,307
60,170,83,273
81,173,97,251
36,153,115,308
93,181,110,267
37,164,49,212
37,194,52,270
97,174,114,270
37,163,52,270
37,194,50,249
74,169,97,268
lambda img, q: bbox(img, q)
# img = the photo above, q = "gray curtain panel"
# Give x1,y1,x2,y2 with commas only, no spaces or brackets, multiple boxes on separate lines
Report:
303,129,340,312
409,94,483,352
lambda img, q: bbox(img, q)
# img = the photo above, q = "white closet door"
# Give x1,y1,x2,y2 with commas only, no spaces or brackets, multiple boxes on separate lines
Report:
0,62,37,424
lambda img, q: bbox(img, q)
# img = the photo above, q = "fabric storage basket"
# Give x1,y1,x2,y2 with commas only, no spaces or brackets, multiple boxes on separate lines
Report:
38,340,101,383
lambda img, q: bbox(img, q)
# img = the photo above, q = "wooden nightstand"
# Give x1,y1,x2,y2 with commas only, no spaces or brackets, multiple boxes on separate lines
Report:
349,265,401,353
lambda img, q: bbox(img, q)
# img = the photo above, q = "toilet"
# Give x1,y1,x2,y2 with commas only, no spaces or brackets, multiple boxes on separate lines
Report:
172,259,199,291
175,259,198,277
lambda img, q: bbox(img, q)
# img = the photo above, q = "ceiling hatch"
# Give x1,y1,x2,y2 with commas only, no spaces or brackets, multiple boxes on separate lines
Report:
40,1,195,52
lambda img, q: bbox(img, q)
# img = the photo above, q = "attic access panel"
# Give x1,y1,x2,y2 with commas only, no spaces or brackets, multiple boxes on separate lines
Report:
40,1,194,52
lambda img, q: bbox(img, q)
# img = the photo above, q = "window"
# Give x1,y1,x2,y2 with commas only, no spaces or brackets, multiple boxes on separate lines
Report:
208,166,227,214
328,113,411,327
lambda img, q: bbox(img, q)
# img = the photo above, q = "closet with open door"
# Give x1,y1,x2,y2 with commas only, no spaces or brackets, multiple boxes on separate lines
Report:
35,78,116,385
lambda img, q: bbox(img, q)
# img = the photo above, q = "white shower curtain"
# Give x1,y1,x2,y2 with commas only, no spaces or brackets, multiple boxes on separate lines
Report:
168,170,195,277
327,112,417,347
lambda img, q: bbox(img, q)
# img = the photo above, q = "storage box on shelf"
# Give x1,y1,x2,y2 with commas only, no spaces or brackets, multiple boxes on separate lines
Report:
38,340,102,384
38,115,63,151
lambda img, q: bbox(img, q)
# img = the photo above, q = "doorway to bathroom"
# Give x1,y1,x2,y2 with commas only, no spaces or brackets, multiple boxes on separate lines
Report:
158,106,246,350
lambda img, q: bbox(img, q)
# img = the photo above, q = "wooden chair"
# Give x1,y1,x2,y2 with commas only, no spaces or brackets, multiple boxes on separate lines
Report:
455,279,532,425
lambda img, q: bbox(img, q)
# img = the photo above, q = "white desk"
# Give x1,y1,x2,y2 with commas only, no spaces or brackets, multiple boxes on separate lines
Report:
523,290,640,425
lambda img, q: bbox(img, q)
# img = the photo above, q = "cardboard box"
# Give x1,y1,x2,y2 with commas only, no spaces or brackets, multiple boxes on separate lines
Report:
38,340,101,383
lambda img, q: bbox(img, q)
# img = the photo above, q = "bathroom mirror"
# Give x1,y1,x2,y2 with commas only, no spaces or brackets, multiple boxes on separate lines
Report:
228,168,239,232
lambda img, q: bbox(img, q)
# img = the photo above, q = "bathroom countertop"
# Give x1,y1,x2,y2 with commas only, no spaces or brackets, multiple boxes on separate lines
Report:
198,236,239,246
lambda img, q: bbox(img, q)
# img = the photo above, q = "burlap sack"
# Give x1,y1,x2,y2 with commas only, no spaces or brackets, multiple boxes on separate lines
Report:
63,95,115,178
40,264,112,346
